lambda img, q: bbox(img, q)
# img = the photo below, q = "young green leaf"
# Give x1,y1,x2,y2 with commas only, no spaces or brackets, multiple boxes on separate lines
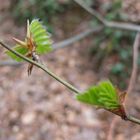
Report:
6,45,28,62
76,81,121,110
30,19,52,54
6,19,52,62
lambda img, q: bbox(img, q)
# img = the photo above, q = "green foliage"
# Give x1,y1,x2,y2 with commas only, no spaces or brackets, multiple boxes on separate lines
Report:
84,0,94,7
102,0,127,21
6,19,52,62
10,0,70,25
6,45,28,62
30,19,52,54
76,81,121,110
89,0,135,87
111,63,124,75
91,29,134,88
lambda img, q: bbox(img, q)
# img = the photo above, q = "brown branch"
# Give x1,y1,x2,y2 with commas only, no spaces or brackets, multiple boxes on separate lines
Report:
127,33,140,94
74,0,140,32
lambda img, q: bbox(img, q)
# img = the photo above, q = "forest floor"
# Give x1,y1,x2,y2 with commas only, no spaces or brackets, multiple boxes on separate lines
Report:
0,1,140,140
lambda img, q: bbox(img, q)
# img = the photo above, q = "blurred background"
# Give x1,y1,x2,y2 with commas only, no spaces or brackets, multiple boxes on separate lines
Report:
0,0,140,140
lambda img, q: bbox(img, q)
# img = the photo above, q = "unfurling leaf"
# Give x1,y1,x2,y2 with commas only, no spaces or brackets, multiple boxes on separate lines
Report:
30,19,52,54
76,81,127,119
6,19,52,62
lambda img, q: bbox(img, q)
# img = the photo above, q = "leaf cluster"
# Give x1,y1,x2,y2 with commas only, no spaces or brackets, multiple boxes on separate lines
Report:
6,19,52,61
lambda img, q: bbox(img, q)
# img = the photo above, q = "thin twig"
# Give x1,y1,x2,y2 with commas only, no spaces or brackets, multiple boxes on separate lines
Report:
127,33,140,95
0,41,81,94
53,26,103,49
74,0,140,32
1,41,140,125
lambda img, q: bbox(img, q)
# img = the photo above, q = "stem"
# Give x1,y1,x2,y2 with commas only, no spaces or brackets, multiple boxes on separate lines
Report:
127,115,140,125
0,41,80,94
1,41,140,125
108,109,140,125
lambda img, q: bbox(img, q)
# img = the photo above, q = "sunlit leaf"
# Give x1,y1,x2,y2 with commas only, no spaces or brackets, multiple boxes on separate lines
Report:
30,19,52,54
6,45,28,62
6,19,53,61
76,81,121,110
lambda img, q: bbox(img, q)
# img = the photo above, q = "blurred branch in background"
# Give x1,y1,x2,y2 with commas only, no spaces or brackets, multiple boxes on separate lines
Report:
107,33,140,140
107,116,119,140
0,60,20,66
53,26,103,49
0,25,103,67
74,0,140,32
127,33,140,95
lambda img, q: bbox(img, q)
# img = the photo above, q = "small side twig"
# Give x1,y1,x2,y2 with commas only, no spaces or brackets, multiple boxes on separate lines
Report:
74,0,140,32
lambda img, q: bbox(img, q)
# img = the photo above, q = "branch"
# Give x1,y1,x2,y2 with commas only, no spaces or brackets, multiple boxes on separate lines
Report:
0,41,81,94
107,109,140,125
53,26,103,49
0,60,21,66
127,33,140,95
127,116,140,124
74,0,140,32
1,41,140,125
